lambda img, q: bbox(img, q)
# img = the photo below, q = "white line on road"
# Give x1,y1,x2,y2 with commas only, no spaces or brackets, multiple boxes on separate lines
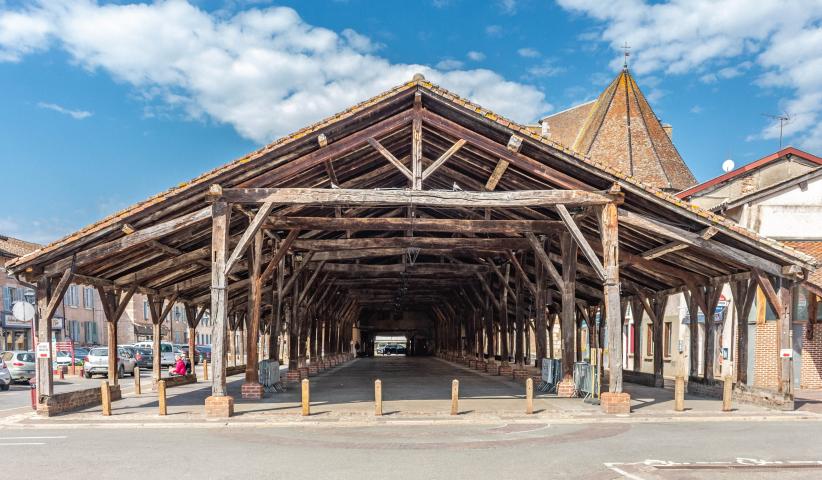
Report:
0,442,46,446
0,436,67,439
0,406,31,412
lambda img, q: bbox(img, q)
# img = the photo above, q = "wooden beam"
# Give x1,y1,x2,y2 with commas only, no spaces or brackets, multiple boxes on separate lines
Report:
752,268,783,315
322,262,487,275
525,232,565,292
367,137,413,180
266,216,562,235
640,241,688,260
260,229,300,283
224,200,276,274
421,139,466,180
218,187,619,208
506,250,536,297
618,210,785,277
555,205,606,282
412,96,423,190
293,236,530,251
485,159,510,191
43,267,74,323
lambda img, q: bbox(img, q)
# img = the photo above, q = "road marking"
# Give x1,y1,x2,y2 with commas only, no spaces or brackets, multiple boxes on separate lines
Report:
0,406,31,412
0,442,46,446
0,436,67,440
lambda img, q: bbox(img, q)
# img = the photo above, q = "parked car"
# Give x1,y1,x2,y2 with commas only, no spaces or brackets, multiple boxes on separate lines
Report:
131,347,153,369
1,351,35,382
132,341,176,366
54,348,89,367
195,345,211,363
0,358,11,391
83,347,137,378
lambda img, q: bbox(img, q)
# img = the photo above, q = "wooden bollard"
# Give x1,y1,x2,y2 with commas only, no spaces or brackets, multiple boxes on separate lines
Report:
134,367,141,395
158,380,167,416
450,379,459,415
526,377,534,414
101,381,111,416
375,379,383,416
301,379,310,416
722,376,733,412
58,367,64,380
674,376,685,412
203,359,208,381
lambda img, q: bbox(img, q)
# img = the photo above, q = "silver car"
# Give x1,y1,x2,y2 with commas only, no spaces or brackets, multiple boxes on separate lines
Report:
1,351,35,383
83,347,137,379
0,358,11,390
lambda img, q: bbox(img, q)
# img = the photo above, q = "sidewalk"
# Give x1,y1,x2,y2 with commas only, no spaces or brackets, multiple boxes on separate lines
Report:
3,357,819,429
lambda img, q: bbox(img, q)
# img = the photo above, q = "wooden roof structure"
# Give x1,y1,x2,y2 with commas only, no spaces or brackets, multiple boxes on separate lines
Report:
12,74,818,407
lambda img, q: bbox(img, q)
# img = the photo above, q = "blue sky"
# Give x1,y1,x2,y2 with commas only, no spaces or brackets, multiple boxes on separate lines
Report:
1,0,819,244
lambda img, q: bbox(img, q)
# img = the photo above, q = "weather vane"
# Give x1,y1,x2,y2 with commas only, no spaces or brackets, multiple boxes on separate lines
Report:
622,41,631,70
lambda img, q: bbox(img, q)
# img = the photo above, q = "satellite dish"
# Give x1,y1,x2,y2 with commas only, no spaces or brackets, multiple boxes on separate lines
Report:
12,301,35,322
722,159,735,173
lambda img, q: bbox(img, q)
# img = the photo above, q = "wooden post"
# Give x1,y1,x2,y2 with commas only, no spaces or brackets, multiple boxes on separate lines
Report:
534,252,547,369
242,230,264,399
134,367,141,395
101,380,111,416
598,203,623,393
301,378,310,416
777,280,794,394
158,379,167,416
686,290,700,377
560,231,577,386
674,376,685,412
722,376,733,412
374,379,382,416
525,377,534,414
202,359,208,381
450,379,459,415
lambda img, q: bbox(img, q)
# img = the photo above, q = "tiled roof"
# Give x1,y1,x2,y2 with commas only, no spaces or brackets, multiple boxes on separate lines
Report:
678,146,822,199
540,100,595,147
783,241,822,288
0,235,40,258
561,69,697,192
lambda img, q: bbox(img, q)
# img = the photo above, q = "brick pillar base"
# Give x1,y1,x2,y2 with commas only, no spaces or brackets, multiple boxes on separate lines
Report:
498,363,514,376
241,382,264,400
601,392,631,414
512,369,530,380
308,364,319,375
557,378,576,398
205,395,234,418
298,367,309,379
474,361,487,371
486,363,500,375
286,370,301,382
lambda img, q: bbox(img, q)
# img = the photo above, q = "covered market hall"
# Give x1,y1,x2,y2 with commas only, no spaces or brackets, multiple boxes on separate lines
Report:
7,74,818,417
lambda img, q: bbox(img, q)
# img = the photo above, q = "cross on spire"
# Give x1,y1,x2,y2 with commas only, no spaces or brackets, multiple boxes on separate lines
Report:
622,41,631,70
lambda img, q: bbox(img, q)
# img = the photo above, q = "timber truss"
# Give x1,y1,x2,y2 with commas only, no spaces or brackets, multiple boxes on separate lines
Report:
9,78,818,404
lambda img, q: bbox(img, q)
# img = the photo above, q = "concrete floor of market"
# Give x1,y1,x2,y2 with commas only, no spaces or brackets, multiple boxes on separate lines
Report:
31,355,791,421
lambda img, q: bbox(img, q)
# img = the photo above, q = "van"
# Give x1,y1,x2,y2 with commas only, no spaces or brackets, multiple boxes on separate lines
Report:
132,341,177,366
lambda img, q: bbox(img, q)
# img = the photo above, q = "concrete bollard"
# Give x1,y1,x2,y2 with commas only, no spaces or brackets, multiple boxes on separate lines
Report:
674,376,685,412
301,379,310,416
158,380,167,416
134,367,141,395
451,379,459,416
101,381,111,416
375,379,382,416
722,376,733,412
203,359,208,381
526,377,534,414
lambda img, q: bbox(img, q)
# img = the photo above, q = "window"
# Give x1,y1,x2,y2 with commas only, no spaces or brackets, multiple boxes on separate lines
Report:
2,286,16,311
64,285,79,307
68,320,81,343
143,300,150,320
663,322,672,358
646,325,654,357
83,287,94,309
83,321,99,344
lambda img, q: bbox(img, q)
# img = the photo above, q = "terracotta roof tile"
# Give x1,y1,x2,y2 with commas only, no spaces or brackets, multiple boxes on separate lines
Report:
0,235,41,258
783,241,822,288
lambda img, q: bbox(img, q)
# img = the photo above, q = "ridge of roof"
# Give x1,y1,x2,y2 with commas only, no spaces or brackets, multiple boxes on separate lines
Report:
677,146,822,199
541,99,596,120
7,75,817,272
0,235,41,258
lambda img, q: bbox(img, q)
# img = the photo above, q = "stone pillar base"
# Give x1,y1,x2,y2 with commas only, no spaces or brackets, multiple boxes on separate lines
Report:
241,382,264,400
557,379,576,398
205,395,234,418
601,392,631,414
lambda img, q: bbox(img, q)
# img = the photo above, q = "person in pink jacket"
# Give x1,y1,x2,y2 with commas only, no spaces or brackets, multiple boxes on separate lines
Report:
173,354,187,376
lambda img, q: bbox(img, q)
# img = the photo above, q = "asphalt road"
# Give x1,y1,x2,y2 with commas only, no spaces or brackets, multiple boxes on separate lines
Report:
2,420,821,479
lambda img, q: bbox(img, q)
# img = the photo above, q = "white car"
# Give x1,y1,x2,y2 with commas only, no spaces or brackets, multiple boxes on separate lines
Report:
83,347,137,379
132,341,177,366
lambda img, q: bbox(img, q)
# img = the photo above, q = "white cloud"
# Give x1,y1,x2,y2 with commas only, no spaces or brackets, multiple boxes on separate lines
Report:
526,59,566,78
435,58,463,70
485,25,503,37
467,50,485,61
37,101,92,119
0,1,550,143
690,105,703,114
517,47,540,58
498,0,517,15
556,0,822,150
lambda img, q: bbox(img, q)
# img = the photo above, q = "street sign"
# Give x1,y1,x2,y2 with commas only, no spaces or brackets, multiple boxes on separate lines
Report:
780,348,793,359
36,342,51,359
11,301,35,322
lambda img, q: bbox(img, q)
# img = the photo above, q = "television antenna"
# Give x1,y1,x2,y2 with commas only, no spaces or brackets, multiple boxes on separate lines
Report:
762,112,791,149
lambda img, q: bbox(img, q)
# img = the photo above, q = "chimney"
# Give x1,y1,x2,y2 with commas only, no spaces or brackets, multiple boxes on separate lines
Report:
662,123,673,139
540,121,551,138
